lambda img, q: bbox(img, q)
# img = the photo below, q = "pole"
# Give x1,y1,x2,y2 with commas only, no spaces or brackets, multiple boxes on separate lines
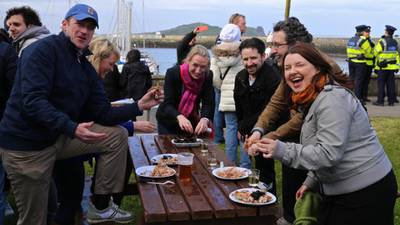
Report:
285,0,291,20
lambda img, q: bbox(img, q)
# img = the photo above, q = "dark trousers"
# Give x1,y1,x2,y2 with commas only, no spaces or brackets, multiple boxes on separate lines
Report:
376,70,396,104
318,170,398,225
255,155,276,195
349,62,367,101
282,164,308,223
362,66,373,100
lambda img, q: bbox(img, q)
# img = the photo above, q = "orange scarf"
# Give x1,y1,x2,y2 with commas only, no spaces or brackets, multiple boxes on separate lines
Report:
291,74,327,110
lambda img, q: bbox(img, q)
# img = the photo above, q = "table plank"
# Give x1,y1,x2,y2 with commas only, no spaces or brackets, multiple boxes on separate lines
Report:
141,135,191,221
128,136,166,222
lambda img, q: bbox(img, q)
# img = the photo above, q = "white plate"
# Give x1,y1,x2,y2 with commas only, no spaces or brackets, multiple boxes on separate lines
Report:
212,167,250,180
135,165,176,178
171,138,203,147
151,154,178,165
229,188,277,206
111,98,134,106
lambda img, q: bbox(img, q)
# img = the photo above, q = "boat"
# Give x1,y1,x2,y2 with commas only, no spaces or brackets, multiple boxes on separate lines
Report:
111,0,159,75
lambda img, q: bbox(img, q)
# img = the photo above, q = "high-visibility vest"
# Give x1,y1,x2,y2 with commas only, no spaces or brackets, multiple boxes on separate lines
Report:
346,35,373,64
374,37,400,70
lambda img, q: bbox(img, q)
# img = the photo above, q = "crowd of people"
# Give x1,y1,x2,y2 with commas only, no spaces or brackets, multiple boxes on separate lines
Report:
0,2,398,225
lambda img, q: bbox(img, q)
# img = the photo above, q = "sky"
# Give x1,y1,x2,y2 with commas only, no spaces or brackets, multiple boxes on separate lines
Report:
0,0,400,37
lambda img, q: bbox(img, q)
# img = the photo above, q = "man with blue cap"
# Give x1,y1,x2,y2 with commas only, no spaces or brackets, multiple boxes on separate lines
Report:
0,4,162,225
346,24,374,105
373,25,399,106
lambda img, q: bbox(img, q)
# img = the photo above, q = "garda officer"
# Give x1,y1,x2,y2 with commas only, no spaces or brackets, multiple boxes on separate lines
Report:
347,25,374,104
363,26,375,102
373,25,400,106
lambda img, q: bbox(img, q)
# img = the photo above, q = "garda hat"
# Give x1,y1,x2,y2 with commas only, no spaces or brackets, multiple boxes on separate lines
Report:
355,25,369,32
64,4,99,28
385,25,397,32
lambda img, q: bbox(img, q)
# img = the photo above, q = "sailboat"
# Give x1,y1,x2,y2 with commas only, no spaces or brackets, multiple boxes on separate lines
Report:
111,0,159,75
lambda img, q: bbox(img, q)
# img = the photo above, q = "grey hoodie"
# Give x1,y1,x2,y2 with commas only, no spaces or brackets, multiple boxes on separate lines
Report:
13,25,50,56
273,85,392,195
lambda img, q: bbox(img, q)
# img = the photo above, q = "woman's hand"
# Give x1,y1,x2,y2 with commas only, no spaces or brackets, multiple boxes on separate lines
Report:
194,118,208,135
133,121,156,133
296,185,309,200
245,132,261,156
138,88,164,111
255,138,277,159
177,115,194,133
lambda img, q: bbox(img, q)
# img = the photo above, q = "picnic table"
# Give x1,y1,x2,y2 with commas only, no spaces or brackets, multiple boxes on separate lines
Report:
128,134,281,225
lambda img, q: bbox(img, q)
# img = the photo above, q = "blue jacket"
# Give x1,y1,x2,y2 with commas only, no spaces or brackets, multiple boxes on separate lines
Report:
0,42,17,119
0,32,142,151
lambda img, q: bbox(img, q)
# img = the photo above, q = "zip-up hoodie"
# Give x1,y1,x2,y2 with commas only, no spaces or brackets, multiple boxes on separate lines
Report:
13,25,50,56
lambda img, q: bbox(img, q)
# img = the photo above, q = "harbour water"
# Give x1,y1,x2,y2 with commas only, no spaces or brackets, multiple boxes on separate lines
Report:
139,48,349,75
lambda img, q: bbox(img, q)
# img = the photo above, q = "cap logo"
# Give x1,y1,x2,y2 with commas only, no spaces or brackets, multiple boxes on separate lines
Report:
87,7,94,16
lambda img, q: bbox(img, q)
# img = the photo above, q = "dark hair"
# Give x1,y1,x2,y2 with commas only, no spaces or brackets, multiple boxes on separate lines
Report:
273,17,313,45
239,37,266,55
126,49,141,63
5,6,42,27
0,28,11,43
283,42,351,91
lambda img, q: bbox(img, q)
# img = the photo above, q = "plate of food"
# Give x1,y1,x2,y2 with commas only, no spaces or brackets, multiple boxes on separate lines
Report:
135,165,176,178
151,154,178,166
229,188,276,206
212,167,250,180
171,136,203,147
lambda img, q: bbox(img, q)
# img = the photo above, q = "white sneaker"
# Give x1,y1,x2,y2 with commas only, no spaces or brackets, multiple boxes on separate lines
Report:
87,199,134,224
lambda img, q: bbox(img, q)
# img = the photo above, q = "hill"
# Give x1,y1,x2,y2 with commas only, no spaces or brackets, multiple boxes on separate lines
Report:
149,22,266,37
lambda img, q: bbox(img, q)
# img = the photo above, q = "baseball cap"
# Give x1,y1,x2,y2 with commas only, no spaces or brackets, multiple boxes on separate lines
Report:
64,4,99,28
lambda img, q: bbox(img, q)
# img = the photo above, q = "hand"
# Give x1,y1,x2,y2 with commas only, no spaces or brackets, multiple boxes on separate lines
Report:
177,115,193,133
244,132,261,155
194,118,208,135
255,138,277,159
138,89,164,111
74,122,108,143
296,185,309,200
133,121,156,133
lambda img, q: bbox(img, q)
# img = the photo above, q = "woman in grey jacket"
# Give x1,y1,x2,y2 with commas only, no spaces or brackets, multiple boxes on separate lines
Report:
251,43,397,225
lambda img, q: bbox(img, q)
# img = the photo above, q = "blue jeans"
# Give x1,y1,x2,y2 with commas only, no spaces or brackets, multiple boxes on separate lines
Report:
213,88,224,144
224,112,251,169
0,162,5,222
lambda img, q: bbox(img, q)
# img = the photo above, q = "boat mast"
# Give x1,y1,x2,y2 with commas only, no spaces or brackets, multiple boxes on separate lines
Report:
112,0,132,58
142,0,146,48
285,0,291,19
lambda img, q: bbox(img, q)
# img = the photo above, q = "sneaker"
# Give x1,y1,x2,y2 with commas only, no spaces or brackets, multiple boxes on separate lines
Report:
87,199,134,224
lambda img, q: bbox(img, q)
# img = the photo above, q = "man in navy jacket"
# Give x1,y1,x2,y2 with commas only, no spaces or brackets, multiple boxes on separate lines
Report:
0,4,162,225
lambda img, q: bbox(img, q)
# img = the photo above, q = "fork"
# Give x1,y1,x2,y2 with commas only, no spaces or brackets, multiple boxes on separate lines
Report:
146,180,175,185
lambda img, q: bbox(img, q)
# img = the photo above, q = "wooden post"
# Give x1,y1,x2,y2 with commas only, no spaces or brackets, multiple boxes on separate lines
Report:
285,0,291,20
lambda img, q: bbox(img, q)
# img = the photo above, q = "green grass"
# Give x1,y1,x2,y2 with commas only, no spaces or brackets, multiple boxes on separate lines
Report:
4,117,400,224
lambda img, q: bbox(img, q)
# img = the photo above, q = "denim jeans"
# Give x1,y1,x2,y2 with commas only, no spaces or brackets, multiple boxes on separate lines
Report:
0,162,5,222
224,112,251,169
213,88,225,144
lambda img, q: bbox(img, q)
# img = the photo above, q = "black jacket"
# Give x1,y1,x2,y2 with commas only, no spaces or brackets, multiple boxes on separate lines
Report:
0,42,17,119
176,31,196,65
103,64,123,102
156,65,215,133
120,61,152,101
234,62,282,136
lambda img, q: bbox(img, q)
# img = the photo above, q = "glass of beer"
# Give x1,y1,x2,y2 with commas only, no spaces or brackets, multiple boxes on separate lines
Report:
207,151,217,168
178,152,194,182
200,143,208,156
248,169,260,187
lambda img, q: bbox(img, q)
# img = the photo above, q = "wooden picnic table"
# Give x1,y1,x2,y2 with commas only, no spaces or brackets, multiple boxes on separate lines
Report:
128,134,281,225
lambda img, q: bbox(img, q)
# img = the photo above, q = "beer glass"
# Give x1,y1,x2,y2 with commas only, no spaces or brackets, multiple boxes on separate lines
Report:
248,169,260,187
207,152,217,168
178,152,194,182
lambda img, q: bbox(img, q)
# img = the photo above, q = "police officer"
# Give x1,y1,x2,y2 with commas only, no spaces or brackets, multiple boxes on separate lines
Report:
363,26,375,102
373,25,400,106
347,25,374,104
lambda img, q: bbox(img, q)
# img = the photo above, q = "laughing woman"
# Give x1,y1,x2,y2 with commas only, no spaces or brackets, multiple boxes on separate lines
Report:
156,44,214,135
252,43,398,225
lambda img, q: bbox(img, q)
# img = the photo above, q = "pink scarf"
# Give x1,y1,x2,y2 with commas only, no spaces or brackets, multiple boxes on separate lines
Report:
178,63,205,118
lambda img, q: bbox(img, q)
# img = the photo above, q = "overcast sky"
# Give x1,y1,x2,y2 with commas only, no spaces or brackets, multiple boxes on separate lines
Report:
0,0,399,37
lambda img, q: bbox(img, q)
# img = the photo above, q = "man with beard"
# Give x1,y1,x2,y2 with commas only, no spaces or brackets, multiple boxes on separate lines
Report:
246,17,347,225
234,37,283,194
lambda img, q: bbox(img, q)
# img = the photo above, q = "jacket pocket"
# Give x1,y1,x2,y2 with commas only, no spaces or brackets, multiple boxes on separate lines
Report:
301,113,316,142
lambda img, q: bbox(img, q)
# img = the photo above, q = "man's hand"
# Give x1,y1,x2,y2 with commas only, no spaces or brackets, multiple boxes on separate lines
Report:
74,122,107,143
133,121,156,133
194,118,208,135
296,185,309,200
244,132,261,155
177,114,193,133
255,138,277,159
138,88,164,111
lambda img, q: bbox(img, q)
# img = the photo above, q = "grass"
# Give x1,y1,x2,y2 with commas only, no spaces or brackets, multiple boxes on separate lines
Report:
4,117,400,224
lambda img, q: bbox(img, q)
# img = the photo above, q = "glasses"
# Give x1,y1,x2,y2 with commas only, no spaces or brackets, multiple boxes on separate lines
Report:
270,42,288,48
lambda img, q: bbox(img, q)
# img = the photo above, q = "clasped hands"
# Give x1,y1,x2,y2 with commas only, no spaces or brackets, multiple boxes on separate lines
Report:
244,132,278,159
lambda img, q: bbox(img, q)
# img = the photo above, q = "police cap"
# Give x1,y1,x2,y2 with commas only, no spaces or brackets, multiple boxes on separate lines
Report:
355,25,369,32
385,25,397,32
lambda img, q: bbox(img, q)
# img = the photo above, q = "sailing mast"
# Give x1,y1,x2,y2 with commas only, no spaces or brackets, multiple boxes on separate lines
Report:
112,0,132,58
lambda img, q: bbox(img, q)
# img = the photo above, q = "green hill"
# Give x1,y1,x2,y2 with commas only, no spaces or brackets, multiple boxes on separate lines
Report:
151,22,265,37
